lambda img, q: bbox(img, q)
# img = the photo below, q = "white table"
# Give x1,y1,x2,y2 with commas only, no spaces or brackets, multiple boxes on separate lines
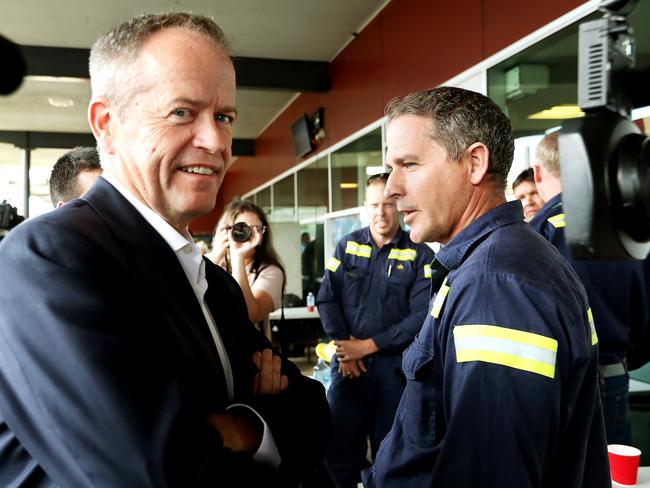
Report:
630,379,650,394
613,465,650,487
269,306,320,321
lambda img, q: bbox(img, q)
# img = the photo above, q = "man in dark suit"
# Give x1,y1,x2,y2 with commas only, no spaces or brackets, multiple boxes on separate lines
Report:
0,13,329,487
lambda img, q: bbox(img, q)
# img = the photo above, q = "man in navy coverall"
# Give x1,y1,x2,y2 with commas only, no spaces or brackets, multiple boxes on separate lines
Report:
364,87,609,487
317,173,434,487
531,131,646,444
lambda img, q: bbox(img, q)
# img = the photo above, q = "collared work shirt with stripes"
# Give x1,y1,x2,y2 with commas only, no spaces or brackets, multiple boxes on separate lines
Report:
365,201,610,488
530,192,647,365
317,226,434,353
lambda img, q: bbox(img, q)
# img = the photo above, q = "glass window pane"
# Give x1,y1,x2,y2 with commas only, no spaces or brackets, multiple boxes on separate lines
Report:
271,174,295,222
256,186,271,216
0,142,26,216
297,156,328,222
487,2,650,200
324,212,363,260
330,127,382,211
300,221,324,299
487,26,582,192
30,147,71,218
487,15,586,196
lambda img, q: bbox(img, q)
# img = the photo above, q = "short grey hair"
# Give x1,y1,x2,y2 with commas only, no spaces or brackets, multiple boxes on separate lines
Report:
89,12,231,111
385,86,515,189
536,131,560,178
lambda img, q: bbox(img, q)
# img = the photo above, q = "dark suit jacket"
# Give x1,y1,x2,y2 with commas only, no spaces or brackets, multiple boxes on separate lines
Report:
0,178,329,487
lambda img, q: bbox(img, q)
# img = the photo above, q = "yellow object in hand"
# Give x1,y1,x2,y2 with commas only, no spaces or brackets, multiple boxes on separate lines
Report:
315,341,336,363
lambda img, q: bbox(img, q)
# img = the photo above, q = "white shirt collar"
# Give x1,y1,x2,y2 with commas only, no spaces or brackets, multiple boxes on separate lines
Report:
100,173,204,288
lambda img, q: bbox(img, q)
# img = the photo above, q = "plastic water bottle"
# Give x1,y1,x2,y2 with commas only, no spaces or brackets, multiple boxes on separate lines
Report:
313,358,331,391
306,292,315,312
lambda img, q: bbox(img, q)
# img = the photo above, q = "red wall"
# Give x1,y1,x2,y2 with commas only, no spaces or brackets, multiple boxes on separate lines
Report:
191,0,583,234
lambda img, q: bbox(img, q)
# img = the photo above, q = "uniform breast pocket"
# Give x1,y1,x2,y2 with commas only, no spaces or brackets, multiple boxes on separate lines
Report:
384,265,414,310
342,264,368,305
399,338,439,448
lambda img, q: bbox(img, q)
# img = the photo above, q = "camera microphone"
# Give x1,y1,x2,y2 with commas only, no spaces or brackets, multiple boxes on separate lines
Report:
0,34,26,96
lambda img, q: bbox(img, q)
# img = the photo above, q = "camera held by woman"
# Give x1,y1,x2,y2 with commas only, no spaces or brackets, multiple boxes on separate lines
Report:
206,201,286,339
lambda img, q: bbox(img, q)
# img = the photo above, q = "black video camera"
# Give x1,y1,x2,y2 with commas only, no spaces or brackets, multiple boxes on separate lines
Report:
0,200,25,232
560,0,650,259
0,33,26,96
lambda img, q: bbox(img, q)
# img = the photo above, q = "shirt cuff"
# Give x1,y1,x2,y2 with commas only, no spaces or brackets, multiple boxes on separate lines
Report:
227,403,281,469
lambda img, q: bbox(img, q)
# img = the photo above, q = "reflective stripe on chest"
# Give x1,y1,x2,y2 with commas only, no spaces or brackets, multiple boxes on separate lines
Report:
388,248,417,261
431,277,449,318
548,213,566,228
588,307,598,345
327,256,341,272
345,241,372,258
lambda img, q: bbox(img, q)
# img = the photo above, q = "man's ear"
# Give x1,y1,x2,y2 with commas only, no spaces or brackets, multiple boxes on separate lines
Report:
88,98,116,155
533,164,543,184
466,142,490,186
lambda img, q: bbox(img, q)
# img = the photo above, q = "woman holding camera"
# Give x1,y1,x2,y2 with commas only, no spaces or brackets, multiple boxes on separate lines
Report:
207,201,285,339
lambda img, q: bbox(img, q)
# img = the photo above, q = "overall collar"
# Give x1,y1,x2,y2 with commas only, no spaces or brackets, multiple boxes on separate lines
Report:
436,200,524,271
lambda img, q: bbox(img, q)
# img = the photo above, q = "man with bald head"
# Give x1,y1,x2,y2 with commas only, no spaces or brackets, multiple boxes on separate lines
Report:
0,13,328,486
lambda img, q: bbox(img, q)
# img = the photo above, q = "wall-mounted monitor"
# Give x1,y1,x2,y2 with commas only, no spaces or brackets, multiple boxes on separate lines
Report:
291,114,314,157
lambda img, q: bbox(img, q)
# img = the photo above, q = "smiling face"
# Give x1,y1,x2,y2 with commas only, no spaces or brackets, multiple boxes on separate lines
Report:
384,114,473,244
91,27,236,233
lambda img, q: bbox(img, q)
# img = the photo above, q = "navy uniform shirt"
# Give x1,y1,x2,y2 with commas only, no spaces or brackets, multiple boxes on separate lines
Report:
317,227,434,354
364,201,610,487
530,193,647,364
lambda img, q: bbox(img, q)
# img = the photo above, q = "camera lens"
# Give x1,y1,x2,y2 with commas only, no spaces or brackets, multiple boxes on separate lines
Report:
231,222,253,242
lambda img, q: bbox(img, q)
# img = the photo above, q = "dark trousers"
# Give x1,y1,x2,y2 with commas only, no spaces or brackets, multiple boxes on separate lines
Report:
325,355,404,488
600,372,631,444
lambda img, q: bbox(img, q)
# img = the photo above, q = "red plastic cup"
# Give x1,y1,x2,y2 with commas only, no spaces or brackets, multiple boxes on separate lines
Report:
608,444,642,486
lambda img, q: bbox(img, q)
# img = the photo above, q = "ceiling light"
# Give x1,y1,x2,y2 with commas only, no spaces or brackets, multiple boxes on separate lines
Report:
632,105,650,120
26,75,88,84
365,166,385,176
528,105,585,120
340,183,358,189
47,97,75,108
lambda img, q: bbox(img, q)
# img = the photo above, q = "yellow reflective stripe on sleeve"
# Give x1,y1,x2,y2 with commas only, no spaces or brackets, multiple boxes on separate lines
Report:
388,248,417,261
424,264,432,278
588,307,598,345
345,241,372,258
326,257,341,272
548,213,566,228
453,324,558,379
431,277,449,318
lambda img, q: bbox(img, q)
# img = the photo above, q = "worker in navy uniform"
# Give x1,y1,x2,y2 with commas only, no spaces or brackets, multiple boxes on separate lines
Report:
317,172,434,488
364,87,610,487
531,131,647,445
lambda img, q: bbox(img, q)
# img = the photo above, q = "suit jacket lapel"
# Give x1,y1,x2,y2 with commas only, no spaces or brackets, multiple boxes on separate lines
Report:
83,177,231,404
203,262,255,401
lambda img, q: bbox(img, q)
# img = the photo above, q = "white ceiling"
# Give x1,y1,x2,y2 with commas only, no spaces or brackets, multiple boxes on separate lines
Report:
0,0,387,215
0,0,388,138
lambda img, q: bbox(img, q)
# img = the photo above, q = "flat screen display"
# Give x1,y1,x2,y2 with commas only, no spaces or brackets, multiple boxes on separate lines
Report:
291,114,313,157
